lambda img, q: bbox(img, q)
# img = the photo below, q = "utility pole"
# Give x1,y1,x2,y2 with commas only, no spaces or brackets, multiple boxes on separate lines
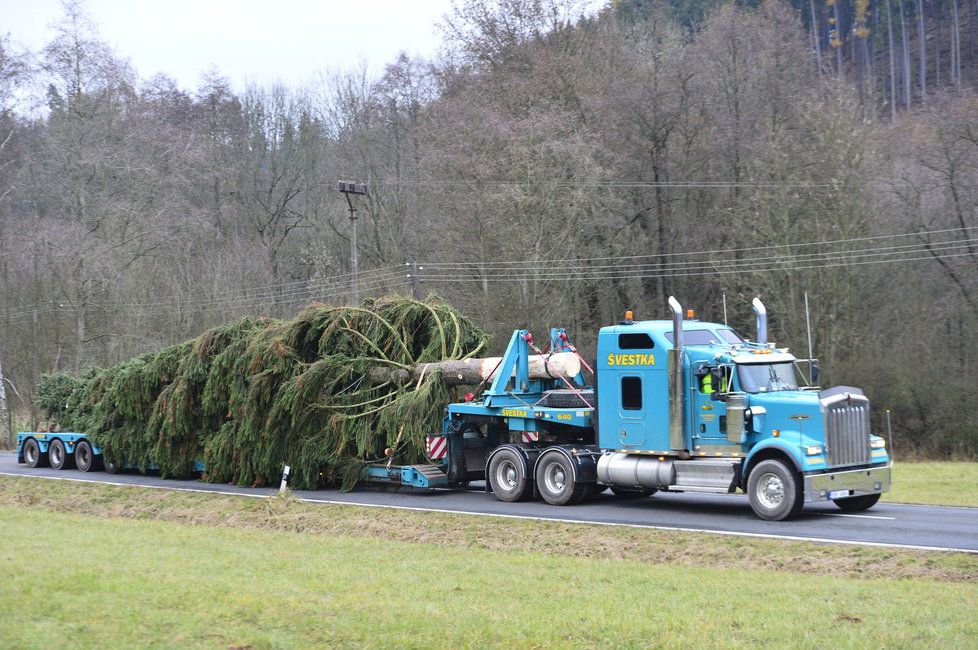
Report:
407,262,424,299
0,357,13,450
338,181,368,305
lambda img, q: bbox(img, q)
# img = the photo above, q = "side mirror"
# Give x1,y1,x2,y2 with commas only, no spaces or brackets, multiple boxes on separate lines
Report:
710,367,729,399
810,359,821,385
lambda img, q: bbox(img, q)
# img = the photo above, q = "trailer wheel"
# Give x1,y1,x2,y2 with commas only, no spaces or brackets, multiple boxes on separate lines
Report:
23,438,48,468
104,460,120,474
49,439,73,470
487,448,531,502
75,440,101,472
833,493,881,512
746,459,802,521
535,451,588,506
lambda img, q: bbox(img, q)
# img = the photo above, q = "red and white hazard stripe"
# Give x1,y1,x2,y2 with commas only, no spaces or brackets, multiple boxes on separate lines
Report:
427,435,448,460
521,431,539,444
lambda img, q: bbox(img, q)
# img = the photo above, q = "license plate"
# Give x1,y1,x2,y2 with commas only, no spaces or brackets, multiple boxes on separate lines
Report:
829,489,851,499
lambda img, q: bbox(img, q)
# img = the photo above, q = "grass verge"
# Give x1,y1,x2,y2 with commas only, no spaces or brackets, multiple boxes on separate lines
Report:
885,462,978,507
2,476,976,585
2,490,977,648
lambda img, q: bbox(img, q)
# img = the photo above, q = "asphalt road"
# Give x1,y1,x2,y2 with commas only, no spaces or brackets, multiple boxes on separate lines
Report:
2,452,976,553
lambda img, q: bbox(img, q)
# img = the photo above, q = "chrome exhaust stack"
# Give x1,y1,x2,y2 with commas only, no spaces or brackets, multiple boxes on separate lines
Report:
667,297,685,451
752,297,768,345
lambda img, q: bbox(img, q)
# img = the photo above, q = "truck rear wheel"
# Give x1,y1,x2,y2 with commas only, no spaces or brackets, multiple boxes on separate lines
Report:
23,438,48,468
49,439,73,470
747,459,802,521
535,451,588,506
833,493,881,512
74,440,101,472
487,448,532,502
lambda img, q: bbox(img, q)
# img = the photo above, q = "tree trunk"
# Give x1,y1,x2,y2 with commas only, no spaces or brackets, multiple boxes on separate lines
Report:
0,359,12,449
899,0,912,108
950,0,961,89
370,352,583,387
887,0,898,118
936,0,942,86
834,1,844,79
917,0,926,101
810,0,823,74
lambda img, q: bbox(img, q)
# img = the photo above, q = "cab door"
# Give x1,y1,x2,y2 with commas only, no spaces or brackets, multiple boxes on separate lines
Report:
692,365,732,447
618,373,646,448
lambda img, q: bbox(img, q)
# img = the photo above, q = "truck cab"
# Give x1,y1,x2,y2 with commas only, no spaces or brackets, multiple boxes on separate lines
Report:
594,298,891,519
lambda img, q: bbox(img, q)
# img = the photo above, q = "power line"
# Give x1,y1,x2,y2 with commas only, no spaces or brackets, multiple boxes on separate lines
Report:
6,228,975,325
421,237,978,274
420,226,978,269
370,180,841,188
422,249,975,283
3,266,409,319
3,269,412,326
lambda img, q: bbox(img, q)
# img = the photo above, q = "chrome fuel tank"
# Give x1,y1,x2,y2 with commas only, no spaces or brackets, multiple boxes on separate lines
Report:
596,452,675,490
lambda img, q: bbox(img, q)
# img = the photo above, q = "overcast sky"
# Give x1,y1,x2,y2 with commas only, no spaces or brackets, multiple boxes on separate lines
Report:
1,0,457,91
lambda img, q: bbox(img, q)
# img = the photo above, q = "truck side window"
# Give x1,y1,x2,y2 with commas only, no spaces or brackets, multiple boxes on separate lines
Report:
621,376,642,410
619,333,654,349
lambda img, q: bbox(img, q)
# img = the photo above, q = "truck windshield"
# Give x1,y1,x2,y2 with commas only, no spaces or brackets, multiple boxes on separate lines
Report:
737,362,799,393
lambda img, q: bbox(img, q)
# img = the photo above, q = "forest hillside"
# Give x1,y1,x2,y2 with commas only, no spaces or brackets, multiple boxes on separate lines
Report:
1,0,976,456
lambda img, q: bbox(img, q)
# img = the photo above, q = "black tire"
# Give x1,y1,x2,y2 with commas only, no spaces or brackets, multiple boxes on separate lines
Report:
487,448,532,502
610,486,657,498
74,440,101,472
833,493,881,512
746,459,803,521
48,439,73,470
23,438,48,468
535,451,588,506
104,459,120,474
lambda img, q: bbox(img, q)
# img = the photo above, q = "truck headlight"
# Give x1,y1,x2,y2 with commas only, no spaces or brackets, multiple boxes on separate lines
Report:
871,437,886,449
805,445,823,456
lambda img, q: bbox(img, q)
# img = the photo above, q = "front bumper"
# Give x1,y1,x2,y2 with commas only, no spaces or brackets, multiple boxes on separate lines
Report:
803,464,891,502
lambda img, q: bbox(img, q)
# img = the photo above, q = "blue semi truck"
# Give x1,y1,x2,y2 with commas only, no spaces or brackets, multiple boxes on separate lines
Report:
17,296,891,520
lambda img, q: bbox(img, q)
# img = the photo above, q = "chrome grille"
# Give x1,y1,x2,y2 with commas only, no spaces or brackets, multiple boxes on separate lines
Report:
823,395,871,467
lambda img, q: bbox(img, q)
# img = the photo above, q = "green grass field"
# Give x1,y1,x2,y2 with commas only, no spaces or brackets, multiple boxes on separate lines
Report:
885,462,978,507
2,477,977,648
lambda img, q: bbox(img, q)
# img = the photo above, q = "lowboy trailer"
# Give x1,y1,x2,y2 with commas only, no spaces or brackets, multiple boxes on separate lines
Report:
17,296,891,520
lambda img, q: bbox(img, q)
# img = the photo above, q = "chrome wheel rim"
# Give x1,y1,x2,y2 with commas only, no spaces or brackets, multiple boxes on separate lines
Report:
25,443,37,464
756,472,784,509
77,445,89,469
544,462,566,495
495,459,518,490
50,444,63,466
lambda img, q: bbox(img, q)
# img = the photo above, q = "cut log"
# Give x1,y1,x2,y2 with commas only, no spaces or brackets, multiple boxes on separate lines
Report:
371,352,582,387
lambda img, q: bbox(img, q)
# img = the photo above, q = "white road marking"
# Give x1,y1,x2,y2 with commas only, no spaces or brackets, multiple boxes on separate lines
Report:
1,470,974,554
819,512,896,520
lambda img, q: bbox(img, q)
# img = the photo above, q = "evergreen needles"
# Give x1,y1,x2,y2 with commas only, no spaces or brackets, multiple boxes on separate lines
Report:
38,296,490,489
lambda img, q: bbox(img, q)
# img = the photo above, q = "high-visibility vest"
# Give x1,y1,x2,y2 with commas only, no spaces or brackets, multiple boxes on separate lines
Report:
701,372,713,394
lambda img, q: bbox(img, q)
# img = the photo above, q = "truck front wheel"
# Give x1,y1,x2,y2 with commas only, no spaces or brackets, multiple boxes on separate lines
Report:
536,451,588,506
747,459,802,521
833,493,881,512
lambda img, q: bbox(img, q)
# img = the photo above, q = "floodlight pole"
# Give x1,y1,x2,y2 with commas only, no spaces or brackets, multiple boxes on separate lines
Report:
338,181,368,305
